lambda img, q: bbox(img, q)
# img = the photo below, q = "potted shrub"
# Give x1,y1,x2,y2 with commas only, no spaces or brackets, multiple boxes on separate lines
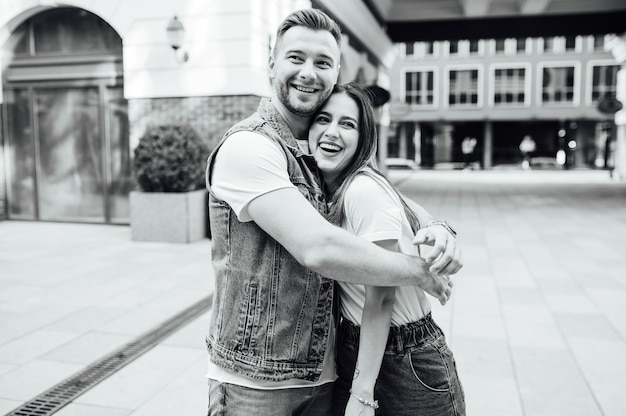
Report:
130,124,210,243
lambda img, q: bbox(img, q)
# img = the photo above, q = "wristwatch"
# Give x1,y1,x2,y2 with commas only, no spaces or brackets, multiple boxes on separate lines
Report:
427,220,457,238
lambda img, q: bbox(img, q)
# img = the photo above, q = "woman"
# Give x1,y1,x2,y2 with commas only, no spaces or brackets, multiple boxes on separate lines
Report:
308,82,465,416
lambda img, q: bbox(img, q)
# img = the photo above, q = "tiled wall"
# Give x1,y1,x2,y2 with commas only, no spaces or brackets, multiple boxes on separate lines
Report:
128,95,262,152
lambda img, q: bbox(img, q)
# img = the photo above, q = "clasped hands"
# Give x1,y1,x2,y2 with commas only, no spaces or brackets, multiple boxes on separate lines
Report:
413,224,463,305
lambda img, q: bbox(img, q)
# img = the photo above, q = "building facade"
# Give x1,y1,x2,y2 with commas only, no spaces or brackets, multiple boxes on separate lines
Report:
388,35,623,172
0,0,391,224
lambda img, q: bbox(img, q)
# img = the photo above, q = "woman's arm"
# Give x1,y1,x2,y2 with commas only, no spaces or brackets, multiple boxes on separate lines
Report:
345,239,397,416
403,195,463,275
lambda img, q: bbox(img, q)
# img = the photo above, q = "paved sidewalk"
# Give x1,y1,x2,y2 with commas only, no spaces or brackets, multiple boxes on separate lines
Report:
1,169,625,415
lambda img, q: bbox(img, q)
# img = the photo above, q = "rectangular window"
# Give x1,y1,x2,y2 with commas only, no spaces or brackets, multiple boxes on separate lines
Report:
449,41,459,54
404,71,435,105
541,66,576,104
406,42,414,56
565,36,576,51
448,69,479,107
425,41,435,55
495,39,505,53
591,65,619,103
593,36,605,51
493,67,527,106
469,40,479,54
543,37,555,53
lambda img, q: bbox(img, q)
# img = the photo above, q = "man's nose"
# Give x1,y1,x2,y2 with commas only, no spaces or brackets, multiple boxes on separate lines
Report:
299,59,316,80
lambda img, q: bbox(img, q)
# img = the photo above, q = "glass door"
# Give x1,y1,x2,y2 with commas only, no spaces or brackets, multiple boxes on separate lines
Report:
36,86,105,221
3,84,130,223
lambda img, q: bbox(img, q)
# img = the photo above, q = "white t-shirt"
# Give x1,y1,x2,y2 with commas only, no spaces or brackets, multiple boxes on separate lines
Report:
338,173,431,326
208,130,336,389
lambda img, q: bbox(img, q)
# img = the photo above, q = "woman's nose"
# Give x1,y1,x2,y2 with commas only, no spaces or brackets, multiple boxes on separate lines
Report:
324,123,339,138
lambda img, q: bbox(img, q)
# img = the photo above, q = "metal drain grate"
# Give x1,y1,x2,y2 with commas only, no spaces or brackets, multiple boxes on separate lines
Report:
6,294,213,416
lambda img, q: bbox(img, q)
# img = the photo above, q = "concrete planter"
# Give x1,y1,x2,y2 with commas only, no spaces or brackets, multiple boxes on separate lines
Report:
130,189,207,243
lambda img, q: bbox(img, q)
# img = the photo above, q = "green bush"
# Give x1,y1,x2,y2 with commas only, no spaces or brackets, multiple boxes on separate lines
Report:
133,124,209,192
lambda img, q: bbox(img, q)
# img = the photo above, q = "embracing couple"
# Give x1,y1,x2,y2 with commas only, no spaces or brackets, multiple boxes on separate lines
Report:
205,8,465,416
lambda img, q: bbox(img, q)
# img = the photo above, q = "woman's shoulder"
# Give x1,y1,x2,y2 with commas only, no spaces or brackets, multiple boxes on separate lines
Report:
350,169,393,193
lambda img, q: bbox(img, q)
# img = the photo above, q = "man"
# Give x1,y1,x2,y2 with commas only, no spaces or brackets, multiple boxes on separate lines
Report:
462,136,477,169
519,134,536,169
205,9,463,415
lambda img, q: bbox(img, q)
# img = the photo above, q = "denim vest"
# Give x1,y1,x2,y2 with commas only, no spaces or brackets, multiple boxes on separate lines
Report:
205,98,334,382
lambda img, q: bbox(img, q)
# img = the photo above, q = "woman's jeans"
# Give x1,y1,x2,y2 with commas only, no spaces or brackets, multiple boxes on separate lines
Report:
333,313,466,416
208,379,333,416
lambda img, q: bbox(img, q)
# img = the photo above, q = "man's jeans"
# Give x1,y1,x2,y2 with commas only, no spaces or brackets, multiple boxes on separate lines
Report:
208,379,333,416
333,313,466,416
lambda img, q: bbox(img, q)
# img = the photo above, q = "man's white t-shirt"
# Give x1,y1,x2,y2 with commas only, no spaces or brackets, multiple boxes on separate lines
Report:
338,173,431,327
208,131,336,389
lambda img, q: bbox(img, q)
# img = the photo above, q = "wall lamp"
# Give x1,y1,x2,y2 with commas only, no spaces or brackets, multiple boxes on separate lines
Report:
166,15,189,63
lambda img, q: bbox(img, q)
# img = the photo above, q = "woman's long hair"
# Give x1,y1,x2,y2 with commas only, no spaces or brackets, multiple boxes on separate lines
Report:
320,82,420,233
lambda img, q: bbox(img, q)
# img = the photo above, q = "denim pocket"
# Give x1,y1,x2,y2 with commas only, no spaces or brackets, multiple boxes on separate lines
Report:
408,338,454,392
236,282,259,353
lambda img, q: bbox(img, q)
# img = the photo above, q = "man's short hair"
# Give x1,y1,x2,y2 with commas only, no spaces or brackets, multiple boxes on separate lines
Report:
274,8,342,53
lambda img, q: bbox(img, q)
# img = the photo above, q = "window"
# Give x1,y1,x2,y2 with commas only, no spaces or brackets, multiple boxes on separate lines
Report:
449,41,459,55
543,37,555,53
13,8,121,56
542,66,576,104
494,67,526,106
425,41,435,55
448,69,479,107
495,39,505,53
405,42,415,56
516,38,527,53
591,65,619,103
469,40,479,54
593,35,606,51
404,70,435,105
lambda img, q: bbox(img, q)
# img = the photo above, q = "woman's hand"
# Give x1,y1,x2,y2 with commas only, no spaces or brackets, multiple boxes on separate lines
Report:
345,396,376,416
413,224,463,276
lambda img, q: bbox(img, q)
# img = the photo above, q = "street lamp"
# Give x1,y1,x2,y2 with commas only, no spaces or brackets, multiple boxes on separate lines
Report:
166,16,189,63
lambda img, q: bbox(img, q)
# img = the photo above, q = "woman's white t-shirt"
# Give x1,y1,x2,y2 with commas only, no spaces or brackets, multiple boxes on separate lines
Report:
338,172,431,326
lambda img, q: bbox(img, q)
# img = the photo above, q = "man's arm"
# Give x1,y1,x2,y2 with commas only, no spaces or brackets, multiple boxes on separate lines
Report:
247,188,451,303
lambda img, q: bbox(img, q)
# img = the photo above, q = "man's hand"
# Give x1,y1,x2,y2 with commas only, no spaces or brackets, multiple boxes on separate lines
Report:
413,262,453,305
413,225,463,276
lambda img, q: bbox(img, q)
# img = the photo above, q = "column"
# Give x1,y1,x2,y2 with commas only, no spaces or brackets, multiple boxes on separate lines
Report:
607,34,626,180
483,121,493,169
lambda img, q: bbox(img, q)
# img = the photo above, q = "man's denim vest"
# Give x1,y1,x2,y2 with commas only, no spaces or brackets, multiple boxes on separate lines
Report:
205,98,334,382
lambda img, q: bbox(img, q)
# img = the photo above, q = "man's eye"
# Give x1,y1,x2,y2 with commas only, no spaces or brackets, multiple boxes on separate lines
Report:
288,55,303,62
317,61,332,69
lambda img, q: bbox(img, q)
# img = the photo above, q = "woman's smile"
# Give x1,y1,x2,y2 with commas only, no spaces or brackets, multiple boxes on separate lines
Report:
308,93,360,185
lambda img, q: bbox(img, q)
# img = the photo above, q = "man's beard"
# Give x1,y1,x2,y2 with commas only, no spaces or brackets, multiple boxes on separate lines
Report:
277,83,330,117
